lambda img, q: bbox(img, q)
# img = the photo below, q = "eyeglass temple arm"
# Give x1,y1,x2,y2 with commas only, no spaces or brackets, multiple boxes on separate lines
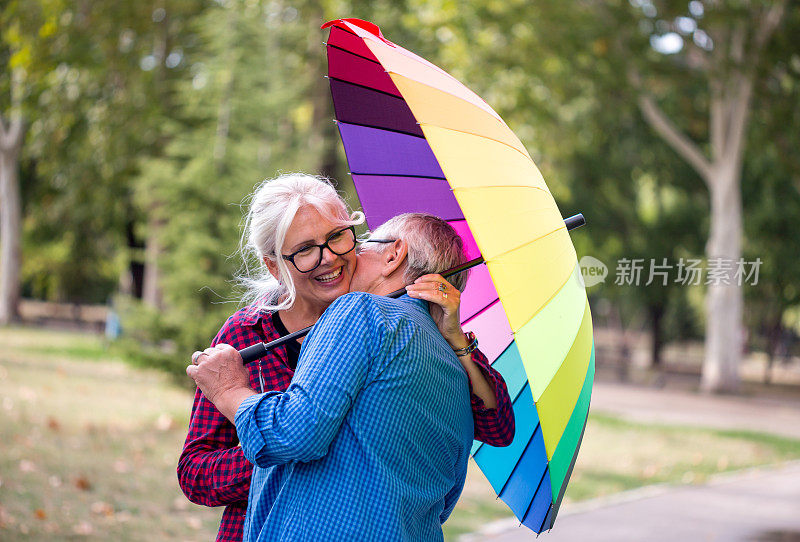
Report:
237,213,586,363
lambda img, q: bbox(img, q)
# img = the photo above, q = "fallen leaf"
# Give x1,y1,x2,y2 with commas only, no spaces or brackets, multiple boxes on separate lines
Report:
90,502,113,517
74,476,92,491
19,460,36,473
46,417,61,432
34,509,46,520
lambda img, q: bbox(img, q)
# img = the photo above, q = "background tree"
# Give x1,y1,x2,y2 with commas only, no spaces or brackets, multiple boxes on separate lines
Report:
445,0,792,392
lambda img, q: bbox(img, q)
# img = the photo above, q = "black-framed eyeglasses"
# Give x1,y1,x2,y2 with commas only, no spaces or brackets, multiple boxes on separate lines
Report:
282,226,359,273
356,236,397,252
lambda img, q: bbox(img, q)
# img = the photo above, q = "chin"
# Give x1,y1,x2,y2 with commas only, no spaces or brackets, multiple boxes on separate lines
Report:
311,269,352,302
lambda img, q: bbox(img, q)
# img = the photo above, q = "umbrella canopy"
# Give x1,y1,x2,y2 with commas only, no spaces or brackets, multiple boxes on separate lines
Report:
321,18,594,533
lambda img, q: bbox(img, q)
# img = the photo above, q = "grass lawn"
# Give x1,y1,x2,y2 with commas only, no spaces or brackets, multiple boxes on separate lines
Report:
1,326,799,541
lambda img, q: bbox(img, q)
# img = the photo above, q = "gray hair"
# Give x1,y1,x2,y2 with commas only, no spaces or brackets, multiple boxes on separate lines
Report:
238,173,364,311
363,213,469,291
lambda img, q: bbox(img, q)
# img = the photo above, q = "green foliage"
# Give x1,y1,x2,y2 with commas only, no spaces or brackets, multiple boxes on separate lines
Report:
3,0,799,374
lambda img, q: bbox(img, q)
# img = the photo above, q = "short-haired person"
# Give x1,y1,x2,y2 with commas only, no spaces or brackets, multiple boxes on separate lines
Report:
178,175,514,542
188,214,485,541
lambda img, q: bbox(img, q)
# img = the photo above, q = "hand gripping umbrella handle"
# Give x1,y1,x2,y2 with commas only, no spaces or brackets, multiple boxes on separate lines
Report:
236,214,586,364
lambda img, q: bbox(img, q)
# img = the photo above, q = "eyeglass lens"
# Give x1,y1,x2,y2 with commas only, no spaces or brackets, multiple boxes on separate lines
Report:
292,227,356,272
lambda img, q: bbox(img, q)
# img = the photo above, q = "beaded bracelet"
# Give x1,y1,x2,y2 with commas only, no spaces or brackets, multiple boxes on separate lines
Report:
453,331,478,356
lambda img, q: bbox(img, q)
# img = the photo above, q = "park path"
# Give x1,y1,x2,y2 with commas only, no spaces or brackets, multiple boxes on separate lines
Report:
590,380,800,439
464,380,800,541
469,461,800,541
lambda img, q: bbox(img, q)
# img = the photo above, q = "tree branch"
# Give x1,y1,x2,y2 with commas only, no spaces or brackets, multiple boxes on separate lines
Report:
724,73,754,167
0,115,24,153
638,94,713,183
753,1,786,52
722,1,784,164
709,79,726,162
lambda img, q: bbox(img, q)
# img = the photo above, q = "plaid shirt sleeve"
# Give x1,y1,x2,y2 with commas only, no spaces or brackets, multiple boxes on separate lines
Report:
177,314,257,507
468,348,515,447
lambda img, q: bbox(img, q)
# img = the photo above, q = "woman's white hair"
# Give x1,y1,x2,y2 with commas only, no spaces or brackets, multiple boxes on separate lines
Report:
238,173,364,312
363,213,470,291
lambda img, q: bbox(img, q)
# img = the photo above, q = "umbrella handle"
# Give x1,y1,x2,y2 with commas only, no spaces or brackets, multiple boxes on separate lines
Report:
236,214,586,363
565,213,586,230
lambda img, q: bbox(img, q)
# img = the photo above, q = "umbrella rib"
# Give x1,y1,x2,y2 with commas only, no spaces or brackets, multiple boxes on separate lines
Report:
550,399,591,523
538,504,554,534
336,119,425,139
348,171,448,181
326,43,382,65
519,464,551,528
417,120,532,161
328,76,407,100
460,298,500,327
496,405,542,498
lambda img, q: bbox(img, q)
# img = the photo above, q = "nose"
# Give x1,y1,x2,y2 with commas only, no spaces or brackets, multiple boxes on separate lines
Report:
319,246,338,266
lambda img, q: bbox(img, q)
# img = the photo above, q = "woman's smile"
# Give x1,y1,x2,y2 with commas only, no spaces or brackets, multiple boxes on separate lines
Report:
313,266,344,285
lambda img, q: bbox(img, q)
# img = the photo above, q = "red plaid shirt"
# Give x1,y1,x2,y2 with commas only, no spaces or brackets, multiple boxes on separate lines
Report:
178,302,515,542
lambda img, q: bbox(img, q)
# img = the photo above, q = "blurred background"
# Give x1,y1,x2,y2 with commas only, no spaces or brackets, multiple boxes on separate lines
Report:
1,1,799,540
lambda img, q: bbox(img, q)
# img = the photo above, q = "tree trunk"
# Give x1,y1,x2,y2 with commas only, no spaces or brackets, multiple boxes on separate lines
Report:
142,217,163,308
0,142,23,324
701,163,743,393
649,304,664,368
764,315,783,385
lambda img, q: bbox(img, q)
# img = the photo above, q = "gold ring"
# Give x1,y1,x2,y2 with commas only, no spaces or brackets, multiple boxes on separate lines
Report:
442,292,448,299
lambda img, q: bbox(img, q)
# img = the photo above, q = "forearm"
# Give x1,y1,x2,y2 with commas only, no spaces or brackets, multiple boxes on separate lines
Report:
469,349,515,446
458,352,497,409
212,387,258,424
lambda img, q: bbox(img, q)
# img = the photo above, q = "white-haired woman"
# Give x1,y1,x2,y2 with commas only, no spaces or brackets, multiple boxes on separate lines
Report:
178,174,514,542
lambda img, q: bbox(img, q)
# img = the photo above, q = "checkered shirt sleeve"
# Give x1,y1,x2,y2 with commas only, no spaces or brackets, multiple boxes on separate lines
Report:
469,348,516,447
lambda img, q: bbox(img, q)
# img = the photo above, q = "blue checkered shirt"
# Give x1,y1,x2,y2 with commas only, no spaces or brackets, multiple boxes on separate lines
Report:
235,292,474,541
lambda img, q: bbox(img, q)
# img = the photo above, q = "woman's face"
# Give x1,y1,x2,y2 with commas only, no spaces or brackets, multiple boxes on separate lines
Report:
276,205,357,312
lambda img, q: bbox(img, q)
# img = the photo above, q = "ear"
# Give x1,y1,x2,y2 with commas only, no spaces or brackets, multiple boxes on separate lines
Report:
381,239,408,278
264,256,281,282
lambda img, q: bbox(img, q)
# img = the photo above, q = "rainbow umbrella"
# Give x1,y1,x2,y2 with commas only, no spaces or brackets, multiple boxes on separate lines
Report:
321,18,594,533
